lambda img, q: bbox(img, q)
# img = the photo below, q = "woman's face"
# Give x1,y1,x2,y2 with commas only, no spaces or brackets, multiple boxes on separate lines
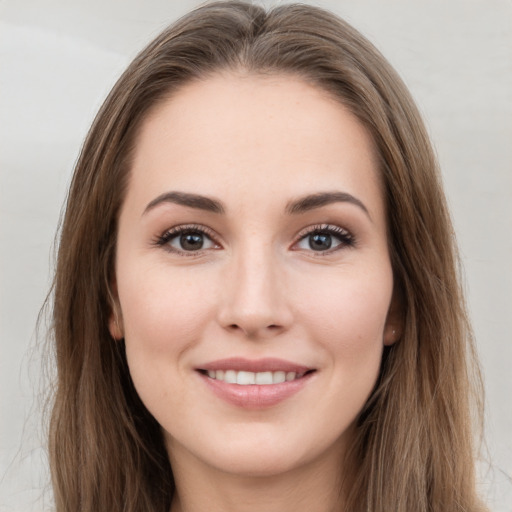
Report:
111,73,399,478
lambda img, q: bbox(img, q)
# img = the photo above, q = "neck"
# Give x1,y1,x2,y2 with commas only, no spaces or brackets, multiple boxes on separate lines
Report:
168,443,347,512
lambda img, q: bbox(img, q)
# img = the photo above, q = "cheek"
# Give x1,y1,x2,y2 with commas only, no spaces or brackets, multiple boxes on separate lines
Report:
117,265,219,415
118,263,216,353
286,265,392,448
294,264,393,359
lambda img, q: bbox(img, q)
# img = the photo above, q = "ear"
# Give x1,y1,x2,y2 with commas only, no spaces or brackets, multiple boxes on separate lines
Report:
383,288,403,346
108,280,124,340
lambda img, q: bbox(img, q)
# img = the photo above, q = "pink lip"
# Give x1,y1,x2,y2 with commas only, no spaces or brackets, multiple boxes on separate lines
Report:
196,358,315,409
198,357,311,374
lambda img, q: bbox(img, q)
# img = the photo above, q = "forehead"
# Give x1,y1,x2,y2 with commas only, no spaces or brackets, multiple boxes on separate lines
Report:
126,72,384,220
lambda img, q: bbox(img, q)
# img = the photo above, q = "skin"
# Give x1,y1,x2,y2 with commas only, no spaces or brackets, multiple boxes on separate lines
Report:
110,72,401,512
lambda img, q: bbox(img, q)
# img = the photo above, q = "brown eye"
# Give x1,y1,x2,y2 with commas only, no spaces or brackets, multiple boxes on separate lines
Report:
179,232,205,251
294,225,355,253
156,226,218,254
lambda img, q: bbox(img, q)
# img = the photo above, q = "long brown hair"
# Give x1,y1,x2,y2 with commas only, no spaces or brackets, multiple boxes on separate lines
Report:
48,2,486,510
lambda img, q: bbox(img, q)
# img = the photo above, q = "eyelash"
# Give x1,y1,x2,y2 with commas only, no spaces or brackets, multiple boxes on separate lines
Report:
294,224,356,254
153,223,355,256
153,224,220,256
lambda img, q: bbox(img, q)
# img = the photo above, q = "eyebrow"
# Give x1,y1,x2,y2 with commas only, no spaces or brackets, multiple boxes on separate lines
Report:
286,191,371,219
143,190,370,219
143,191,225,215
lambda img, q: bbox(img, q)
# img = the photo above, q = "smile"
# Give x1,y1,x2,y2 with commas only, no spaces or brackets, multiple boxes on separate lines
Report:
197,358,316,409
204,369,306,385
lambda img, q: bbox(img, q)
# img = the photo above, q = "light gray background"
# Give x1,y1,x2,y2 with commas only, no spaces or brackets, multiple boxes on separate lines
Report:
1,1,511,510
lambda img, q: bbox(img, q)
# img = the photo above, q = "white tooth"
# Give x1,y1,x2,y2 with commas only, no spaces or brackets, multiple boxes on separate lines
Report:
215,370,224,380
273,371,286,384
237,371,256,385
224,370,237,383
207,370,216,378
255,371,273,385
286,371,296,382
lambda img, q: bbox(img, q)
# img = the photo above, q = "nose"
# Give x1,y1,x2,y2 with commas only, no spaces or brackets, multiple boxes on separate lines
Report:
217,243,293,339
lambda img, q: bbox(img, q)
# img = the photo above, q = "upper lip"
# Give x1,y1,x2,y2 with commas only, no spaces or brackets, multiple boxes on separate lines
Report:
197,357,313,374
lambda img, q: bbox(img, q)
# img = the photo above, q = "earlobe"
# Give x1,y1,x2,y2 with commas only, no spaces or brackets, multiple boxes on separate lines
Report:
383,323,400,346
107,280,124,340
383,288,403,346
108,310,124,340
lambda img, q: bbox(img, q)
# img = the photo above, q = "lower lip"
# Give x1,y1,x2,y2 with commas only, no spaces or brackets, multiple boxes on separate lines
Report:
199,372,314,409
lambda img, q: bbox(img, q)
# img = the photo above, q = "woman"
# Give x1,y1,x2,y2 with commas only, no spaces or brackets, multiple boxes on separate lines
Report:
49,2,487,511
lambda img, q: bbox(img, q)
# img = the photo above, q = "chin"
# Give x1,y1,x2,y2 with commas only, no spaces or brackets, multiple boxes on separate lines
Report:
207,447,313,478
165,421,348,480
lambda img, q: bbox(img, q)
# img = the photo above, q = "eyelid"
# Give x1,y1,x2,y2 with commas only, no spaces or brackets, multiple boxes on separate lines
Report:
291,223,355,253
294,223,350,239
153,223,222,255
152,222,355,256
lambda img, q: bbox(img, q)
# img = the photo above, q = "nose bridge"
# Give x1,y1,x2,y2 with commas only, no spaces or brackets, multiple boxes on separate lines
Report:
218,237,291,337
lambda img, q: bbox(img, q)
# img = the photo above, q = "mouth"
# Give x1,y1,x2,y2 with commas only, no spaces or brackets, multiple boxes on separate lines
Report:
196,358,316,409
198,369,314,385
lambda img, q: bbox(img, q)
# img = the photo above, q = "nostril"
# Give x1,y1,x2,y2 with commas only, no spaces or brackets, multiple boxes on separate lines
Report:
225,322,283,337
